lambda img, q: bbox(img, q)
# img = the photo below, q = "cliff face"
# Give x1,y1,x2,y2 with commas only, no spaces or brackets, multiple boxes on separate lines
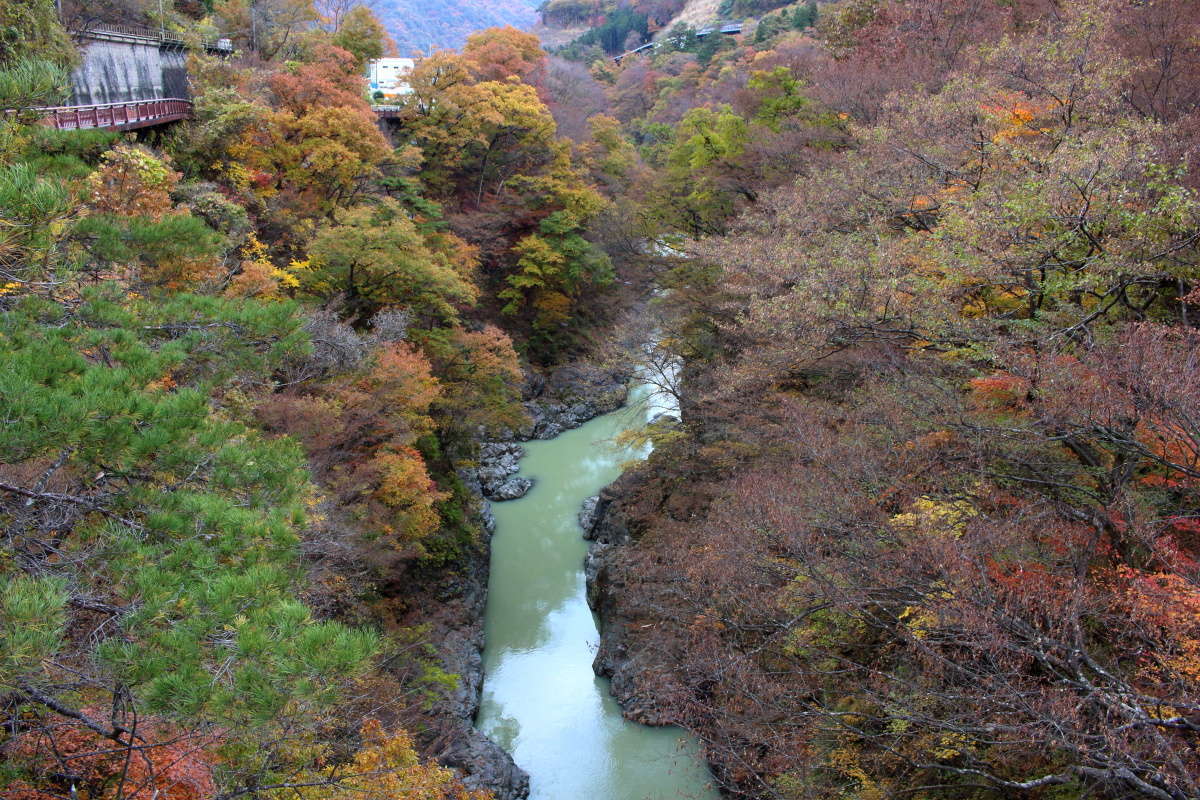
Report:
585,471,685,728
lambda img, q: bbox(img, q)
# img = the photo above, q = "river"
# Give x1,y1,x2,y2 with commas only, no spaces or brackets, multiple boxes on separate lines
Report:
476,381,720,800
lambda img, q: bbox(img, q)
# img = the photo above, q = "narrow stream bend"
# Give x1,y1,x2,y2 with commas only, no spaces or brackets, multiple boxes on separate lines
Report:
476,382,720,800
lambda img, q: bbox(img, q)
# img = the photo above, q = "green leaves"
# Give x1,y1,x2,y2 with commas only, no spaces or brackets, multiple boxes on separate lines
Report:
0,57,68,109
304,200,478,324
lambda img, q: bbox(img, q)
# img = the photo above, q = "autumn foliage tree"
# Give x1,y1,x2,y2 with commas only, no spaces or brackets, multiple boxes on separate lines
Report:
386,43,616,357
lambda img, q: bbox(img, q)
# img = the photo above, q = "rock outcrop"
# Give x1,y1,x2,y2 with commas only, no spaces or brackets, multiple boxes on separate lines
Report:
583,473,676,726
506,364,631,442
477,442,534,501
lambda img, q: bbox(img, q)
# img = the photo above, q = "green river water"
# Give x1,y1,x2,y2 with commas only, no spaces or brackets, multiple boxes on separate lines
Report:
476,383,721,800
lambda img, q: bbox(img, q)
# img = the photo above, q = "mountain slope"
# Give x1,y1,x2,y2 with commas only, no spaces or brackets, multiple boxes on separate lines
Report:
373,0,540,54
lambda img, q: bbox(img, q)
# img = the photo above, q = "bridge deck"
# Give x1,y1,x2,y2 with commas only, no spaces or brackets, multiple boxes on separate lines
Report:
614,21,744,62
34,99,193,132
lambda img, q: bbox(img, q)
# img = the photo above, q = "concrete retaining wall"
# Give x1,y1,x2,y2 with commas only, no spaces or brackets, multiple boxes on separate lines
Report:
69,34,189,106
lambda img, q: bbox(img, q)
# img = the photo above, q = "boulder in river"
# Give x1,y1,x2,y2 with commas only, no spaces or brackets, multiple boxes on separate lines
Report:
487,475,534,501
478,442,532,501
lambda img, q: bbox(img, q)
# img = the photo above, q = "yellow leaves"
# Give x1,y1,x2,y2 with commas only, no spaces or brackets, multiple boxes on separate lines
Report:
890,496,976,539
930,732,972,761
274,267,301,289
899,582,954,641
288,719,490,800
826,747,885,800
226,234,289,300
898,604,937,640
85,144,180,222
531,289,571,330
277,259,308,288
0,280,21,295
241,231,269,262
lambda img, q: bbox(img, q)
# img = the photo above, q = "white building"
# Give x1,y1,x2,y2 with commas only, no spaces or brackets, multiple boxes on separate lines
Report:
367,58,416,101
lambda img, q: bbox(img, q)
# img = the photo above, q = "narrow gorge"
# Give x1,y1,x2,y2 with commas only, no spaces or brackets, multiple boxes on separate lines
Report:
475,377,717,800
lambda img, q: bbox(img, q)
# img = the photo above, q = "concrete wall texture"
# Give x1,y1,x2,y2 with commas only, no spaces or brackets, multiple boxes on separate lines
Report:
69,34,189,106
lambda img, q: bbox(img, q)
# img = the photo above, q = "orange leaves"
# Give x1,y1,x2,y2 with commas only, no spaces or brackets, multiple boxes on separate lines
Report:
1115,566,1200,684
232,104,390,214
1135,416,1200,490
7,718,216,800
980,93,1054,143
421,324,526,433
966,372,1031,414
463,25,547,84
215,46,390,246
258,341,446,549
361,446,446,543
269,43,370,115
358,343,441,426
226,257,285,300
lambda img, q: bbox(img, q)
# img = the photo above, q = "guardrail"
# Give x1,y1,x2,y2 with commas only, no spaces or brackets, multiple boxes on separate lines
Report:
33,99,193,131
71,23,232,53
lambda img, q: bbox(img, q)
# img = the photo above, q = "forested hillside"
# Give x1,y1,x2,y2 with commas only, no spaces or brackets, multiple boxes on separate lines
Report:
568,0,1200,798
0,3,621,799
370,0,538,55
3,0,1199,799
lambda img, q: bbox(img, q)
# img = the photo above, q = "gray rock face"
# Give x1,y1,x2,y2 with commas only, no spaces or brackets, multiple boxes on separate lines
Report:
488,475,534,501
582,486,632,614
585,480,636,687
478,442,533,501
441,468,527,798
584,477,680,728
457,467,496,534
501,364,631,442
578,495,600,538
478,364,630,503
584,541,611,610
443,728,531,800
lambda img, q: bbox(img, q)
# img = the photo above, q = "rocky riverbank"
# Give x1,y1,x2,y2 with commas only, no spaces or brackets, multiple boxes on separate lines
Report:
426,362,631,798
578,473,673,725
475,362,633,501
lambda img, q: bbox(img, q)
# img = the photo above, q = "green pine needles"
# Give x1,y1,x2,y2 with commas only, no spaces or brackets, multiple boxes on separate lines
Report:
0,285,380,778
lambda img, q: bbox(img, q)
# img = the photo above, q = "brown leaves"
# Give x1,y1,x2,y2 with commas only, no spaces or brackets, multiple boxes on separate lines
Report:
258,342,445,550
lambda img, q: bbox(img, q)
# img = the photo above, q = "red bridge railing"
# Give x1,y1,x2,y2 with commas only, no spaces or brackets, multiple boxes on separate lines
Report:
34,99,193,132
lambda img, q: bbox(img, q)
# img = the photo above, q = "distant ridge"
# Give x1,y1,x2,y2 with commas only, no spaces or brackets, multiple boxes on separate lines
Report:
372,0,540,55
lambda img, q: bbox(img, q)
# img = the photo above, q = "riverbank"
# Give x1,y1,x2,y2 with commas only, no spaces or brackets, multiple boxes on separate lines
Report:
584,471,679,725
